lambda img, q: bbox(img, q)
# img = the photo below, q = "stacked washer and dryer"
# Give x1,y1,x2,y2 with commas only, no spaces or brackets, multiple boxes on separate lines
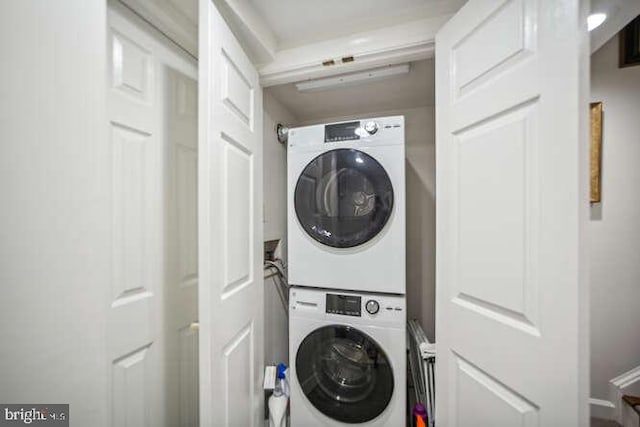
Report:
287,116,407,426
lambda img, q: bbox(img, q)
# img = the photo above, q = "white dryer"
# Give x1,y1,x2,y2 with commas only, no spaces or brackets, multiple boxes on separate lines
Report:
289,287,406,427
287,116,405,294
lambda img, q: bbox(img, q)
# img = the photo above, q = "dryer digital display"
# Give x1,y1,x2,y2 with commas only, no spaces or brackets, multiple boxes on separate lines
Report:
324,121,360,142
326,294,361,316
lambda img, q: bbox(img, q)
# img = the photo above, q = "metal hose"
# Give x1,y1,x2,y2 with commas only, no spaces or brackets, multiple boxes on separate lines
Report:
264,259,289,315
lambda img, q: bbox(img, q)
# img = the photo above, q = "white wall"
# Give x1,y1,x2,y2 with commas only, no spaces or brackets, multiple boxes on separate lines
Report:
263,92,297,365
298,106,436,340
590,35,640,402
0,1,109,425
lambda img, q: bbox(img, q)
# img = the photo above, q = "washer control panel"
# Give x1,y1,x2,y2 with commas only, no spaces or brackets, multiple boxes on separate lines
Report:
291,288,405,326
326,293,361,317
323,293,400,317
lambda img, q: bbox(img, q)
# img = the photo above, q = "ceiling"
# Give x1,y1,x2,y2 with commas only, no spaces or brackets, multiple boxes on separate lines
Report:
266,59,435,122
248,0,465,50
590,0,640,53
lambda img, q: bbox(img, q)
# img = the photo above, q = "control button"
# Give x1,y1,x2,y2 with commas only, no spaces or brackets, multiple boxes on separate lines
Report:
364,121,379,135
365,299,380,315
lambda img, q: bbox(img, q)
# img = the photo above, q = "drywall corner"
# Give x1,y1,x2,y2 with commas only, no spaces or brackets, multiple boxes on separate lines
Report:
263,91,297,366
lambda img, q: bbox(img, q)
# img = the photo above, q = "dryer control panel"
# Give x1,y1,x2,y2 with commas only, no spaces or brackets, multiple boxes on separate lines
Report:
288,116,404,150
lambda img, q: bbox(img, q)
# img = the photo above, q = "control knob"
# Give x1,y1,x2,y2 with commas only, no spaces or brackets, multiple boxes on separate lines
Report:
365,299,380,315
364,121,379,135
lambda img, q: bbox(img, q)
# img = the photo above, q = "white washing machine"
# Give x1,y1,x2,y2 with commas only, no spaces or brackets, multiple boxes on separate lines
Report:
287,116,405,294
289,287,406,427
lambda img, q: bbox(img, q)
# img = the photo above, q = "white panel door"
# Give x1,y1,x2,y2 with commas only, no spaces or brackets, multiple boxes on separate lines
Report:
164,67,200,427
435,0,589,426
107,7,163,426
198,1,264,426
107,3,198,426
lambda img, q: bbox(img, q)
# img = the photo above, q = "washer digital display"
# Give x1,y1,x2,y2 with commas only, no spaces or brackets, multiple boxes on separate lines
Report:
326,294,361,316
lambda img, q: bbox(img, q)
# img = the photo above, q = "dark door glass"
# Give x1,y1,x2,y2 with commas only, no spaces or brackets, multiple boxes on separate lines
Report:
294,149,394,248
296,325,394,423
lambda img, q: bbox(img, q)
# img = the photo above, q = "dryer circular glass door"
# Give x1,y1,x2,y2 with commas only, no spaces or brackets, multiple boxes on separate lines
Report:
294,148,394,248
295,325,394,423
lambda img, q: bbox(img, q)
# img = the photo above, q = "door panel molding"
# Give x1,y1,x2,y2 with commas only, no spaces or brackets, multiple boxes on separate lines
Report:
107,4,198,427
199,1,264,425
435,0,589,425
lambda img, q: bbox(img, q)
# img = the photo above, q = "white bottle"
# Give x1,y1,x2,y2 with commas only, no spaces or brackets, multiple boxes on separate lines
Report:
268,364,288,427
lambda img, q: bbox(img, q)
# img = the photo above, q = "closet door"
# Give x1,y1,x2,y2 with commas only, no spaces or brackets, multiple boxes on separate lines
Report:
106,3,198,426
435,0,589,425
198,0,264,425
107,7,164,427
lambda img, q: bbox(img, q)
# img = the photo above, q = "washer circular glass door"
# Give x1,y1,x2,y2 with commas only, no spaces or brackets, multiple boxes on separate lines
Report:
294,148,394,248
295,325,394,423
